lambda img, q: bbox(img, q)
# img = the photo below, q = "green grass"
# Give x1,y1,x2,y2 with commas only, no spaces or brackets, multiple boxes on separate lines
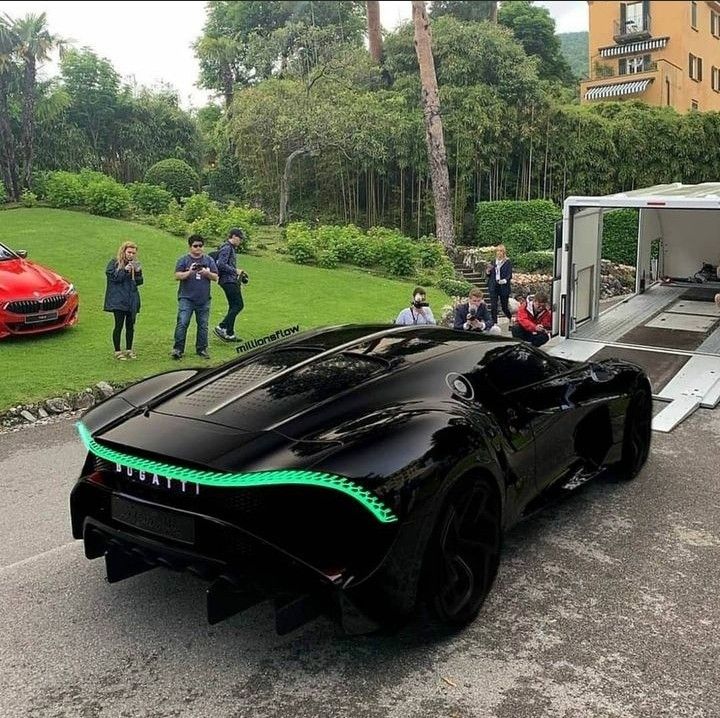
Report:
0,208,452,411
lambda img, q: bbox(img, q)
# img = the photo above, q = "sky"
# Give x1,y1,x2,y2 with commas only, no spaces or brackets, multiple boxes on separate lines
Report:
1,1,588,110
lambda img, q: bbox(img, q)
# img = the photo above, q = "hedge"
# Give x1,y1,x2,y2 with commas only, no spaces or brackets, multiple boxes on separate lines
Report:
602,209,639,265
475,199,561,251
145,158,200,200
514,250,554,273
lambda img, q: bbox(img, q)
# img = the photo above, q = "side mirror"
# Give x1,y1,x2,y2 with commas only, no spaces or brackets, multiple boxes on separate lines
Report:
15,249,28,259
590,362,613,383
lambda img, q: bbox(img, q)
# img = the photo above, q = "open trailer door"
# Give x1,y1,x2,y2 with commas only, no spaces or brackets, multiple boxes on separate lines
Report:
551,220,563,337
569,207,602,332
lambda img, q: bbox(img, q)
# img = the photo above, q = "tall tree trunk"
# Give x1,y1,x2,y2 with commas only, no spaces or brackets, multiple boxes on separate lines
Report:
20,57,36,189
279,147,312,225
489,2,498,23
411,1,454,248
366,1,383,64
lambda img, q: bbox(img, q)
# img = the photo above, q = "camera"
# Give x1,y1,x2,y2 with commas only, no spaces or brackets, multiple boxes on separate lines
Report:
467,309,477,320
239,270,249,285
190,262,202,272
413,300,428,308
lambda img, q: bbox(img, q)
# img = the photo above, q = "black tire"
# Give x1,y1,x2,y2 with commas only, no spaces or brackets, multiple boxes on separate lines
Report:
422,478,502,628
615,379,652,481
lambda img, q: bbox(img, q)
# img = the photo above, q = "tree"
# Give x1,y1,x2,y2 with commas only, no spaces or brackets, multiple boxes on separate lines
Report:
11,12,65,188
498,1,574,85
430,1,497,22
412,1,454,247
366,1,382,64
0,16,20,199
195,1,367,101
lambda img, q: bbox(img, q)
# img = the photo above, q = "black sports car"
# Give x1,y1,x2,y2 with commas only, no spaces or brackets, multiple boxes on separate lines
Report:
70,325,652,634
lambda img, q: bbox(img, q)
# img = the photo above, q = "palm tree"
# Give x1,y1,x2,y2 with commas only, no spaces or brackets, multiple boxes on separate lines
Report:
11,12,65,189
0,16,20,200
411,1,454,248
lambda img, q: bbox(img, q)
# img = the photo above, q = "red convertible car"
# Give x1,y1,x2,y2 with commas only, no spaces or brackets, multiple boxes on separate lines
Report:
0,242,79,339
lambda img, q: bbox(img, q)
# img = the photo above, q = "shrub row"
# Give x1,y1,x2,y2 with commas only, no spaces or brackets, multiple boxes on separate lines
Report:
474,199,561,253
148,193,265,249
284,222,456,281
602,209,639,265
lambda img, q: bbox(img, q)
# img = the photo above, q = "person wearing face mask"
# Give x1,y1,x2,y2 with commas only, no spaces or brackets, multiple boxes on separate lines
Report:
486,244,513,327
103,241,143,360
395,287,437,325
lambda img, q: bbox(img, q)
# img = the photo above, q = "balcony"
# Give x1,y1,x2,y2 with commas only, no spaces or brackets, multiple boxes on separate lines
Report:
592,60,657,81
613,14,652,43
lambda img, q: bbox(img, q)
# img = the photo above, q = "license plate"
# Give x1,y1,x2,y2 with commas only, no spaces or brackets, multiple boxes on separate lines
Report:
111,495,195,544
25,310,58,324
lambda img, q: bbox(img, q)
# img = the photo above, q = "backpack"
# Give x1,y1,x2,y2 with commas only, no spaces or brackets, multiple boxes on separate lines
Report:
208,247,222,262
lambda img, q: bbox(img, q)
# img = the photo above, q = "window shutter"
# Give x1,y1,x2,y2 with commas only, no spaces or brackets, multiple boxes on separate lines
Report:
620,3,627,28
620,58,627,75
699,57,703,81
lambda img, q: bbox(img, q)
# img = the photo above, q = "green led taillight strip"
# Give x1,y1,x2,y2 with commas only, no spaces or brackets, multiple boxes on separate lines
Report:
76,422,398,524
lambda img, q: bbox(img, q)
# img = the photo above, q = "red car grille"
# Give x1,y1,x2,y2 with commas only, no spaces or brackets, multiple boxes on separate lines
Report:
5,294,67,314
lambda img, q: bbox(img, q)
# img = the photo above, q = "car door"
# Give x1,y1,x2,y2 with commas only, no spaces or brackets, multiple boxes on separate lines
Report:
478,344,584,493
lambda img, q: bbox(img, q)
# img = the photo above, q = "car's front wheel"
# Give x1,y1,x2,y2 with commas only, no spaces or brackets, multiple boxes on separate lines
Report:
422,477,501,628
615,378,652,481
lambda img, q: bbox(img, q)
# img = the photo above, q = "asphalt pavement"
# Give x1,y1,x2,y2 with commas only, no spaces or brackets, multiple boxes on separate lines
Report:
0,414,718,718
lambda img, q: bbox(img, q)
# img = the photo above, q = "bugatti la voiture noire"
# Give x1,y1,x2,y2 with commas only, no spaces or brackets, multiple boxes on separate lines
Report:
71,325,652,634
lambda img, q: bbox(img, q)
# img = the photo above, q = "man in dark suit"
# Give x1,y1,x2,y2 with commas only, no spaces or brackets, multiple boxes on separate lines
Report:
453,288,501,335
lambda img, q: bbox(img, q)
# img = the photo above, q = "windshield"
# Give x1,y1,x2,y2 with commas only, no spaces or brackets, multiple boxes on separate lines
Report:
0,243,17,261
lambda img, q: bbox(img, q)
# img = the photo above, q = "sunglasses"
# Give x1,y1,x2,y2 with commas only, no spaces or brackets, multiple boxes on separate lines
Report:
191,243,203,248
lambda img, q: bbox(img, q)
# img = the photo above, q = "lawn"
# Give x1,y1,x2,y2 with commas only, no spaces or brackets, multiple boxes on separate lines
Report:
0,208,452,411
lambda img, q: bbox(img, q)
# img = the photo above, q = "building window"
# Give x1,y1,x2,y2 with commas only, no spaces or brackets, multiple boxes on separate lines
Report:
689,53,703,81
628,2,642,30
712,10,720,37
691,99,699,111
692,1,698,29
620,55,652,75
713,67,720,92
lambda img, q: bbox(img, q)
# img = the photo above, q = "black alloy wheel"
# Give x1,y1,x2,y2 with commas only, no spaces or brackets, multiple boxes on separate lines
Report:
423,479,501,627
616,379,652,481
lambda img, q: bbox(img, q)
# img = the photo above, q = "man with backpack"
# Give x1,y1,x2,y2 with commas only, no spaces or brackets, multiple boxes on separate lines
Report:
212,227,246,342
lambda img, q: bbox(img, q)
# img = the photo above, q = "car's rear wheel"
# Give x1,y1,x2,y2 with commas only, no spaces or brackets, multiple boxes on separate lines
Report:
615,379,652,481
422,478,501,628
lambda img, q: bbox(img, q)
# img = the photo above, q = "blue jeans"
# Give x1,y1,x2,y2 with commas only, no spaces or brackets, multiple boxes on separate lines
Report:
173,298,210,353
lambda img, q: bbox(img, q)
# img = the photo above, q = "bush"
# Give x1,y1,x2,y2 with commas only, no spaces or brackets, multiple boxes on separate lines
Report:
602,209,639,265
475,199,560,249
30,171,50,200
156,200,189,236
182,192,217,222
83,178,131,217
287,235,317,264
500,222,543,255
77,169,109,188
45,171,84,208
20,190,38,207
127,182,172,214
380,237,419,276
317,248,339,268
189,211,225,240
437,278,472,297
417,238,447,269
145,158,200,201
514,250,554,273
0,183,6,204
353,236,383,268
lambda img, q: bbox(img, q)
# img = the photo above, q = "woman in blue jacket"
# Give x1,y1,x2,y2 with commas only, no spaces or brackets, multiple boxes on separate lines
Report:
486,244,513,326
104,241,143,359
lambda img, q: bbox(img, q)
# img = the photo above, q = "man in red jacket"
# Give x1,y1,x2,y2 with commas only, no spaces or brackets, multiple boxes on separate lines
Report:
511,291,552,347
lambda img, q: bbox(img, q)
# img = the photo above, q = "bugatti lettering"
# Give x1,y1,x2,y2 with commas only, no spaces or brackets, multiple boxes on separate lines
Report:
114,463,200,495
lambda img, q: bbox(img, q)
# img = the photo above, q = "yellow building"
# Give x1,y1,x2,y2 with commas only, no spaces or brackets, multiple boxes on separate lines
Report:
582,0,720,112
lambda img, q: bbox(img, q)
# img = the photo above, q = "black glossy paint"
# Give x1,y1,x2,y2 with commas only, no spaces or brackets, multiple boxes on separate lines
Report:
70,324,650,630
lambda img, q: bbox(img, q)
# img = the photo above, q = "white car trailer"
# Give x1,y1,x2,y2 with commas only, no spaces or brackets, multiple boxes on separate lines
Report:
546,183,720,432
